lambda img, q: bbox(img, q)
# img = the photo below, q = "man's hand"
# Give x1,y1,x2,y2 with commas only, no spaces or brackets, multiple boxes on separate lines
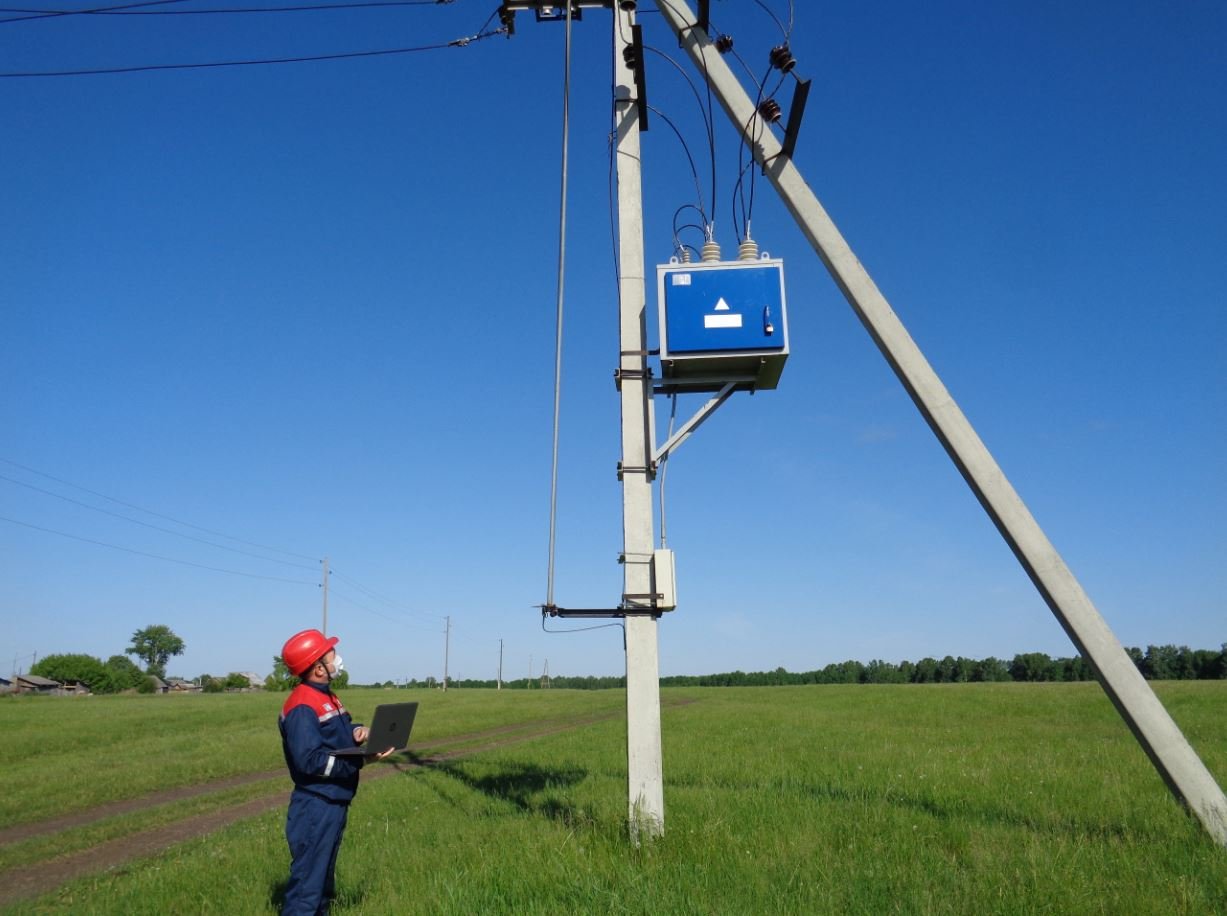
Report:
352,725,369,744
368,746,396,761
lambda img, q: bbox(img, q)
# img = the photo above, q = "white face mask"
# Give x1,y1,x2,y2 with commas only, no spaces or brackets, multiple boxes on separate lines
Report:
330,654,344,674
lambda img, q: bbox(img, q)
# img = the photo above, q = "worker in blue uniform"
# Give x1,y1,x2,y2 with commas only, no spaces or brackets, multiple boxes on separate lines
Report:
279,628,392,916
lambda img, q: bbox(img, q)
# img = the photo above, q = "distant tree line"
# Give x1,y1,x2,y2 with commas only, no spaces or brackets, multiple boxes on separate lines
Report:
374,644,1226,690
661,644,1227,687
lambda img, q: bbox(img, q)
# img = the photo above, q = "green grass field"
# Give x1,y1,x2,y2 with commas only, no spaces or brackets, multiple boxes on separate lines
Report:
1,682,1225,914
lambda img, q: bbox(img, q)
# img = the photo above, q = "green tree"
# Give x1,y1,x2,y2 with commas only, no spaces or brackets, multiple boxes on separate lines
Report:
30,653,107,691
103,655,147,692
1142,644,1180,680
201,675,225,693
1125,646,1145,672
1010,652,1057,682
126,624,186,678
973,657,1010,682
912,657,939,683
864,659,905,684
265,657,295,691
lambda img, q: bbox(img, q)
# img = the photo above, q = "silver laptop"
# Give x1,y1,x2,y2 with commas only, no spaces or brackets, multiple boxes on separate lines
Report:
333,702,417,757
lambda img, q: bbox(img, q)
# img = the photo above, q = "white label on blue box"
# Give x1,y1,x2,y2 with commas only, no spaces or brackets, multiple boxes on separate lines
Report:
704,314,743,328
672,274,691,286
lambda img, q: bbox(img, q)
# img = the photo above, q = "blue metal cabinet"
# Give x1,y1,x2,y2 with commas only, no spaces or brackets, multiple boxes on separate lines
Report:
657,258,789,390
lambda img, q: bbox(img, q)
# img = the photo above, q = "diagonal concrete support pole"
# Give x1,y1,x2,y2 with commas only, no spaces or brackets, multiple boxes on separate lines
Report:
653,0,1227,847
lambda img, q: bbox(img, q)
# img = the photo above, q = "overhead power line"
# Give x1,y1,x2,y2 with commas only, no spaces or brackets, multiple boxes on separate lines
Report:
0,0,452,22
0,0,190,25
0,21,503,77
327,585,441,631
0,0,451,14
0,513,318,585
0,457,317,561
0,472,319,571
329,568,442,624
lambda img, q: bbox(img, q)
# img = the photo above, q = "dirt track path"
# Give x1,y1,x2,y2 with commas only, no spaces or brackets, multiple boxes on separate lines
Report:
0,707,636,909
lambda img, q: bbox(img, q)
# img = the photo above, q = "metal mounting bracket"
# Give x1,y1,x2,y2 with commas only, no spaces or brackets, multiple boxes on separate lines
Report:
542,604,661,619
651,382,736,465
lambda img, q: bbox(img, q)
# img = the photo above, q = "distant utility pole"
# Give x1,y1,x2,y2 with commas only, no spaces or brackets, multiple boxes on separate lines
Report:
12,651,36,679
528,653,533,689
320,556,329,635
498,638,504,691
442,615,451,692
541,659,551,689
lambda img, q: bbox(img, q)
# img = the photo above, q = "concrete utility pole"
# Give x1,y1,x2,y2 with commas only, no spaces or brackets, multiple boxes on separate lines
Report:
321,556,329,635
614,1,666,842
653,0,1227,847
498,638,504,690
442,615,450,692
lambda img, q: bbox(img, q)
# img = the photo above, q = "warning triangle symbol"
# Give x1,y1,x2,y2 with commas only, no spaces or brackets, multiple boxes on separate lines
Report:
713,297,731,311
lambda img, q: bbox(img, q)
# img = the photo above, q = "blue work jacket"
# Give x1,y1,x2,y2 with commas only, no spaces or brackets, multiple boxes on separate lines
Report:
279,681,365,803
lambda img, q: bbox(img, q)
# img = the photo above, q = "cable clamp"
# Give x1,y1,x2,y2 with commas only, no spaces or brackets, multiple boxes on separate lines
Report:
613,366,651,390
616,462,654,481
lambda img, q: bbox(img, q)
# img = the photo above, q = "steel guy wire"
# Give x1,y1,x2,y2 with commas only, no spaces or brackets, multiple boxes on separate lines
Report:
544,0,572,613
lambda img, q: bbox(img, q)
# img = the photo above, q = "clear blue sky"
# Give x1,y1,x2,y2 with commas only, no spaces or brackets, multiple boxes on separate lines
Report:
2,1,1223,685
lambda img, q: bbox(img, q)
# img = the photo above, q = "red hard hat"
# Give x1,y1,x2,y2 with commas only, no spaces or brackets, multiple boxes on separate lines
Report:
282,629,339,676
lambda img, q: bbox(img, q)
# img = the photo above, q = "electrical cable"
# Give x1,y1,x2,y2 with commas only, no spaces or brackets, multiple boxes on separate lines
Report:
672,204,708,253
0,0,188,25
607,121,620,291
1,0,449,17
543,0,572,613
328,585,442,630
750,0,791,42
732,56,789,241
0,22,502,76
329,568,445,624
0,457,317,561
0,472,319,571
0,513,318,584
644,45,714,226
647,104,706,226
658,393,677,548
542,613,624,635
649,0,723,230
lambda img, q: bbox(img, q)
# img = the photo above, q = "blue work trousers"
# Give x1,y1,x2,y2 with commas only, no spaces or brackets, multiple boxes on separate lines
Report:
284,790,350,916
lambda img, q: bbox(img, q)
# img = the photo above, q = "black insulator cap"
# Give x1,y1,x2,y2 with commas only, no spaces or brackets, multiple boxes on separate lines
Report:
758,98,782,123
716,34,734,54
769,43,797,73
